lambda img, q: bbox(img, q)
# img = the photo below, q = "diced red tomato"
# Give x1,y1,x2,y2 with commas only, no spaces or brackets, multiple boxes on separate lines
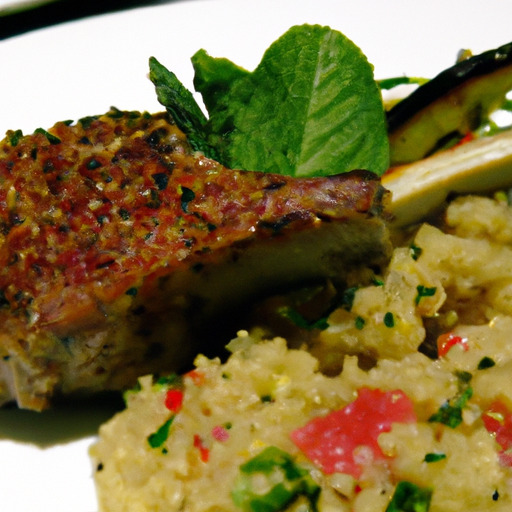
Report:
194,434,210,462
165,389,184,413
482,401,512,467
437,332,469,357
290,387,416,478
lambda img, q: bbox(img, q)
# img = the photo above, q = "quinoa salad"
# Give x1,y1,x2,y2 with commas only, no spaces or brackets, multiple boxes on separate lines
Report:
90,193,512,512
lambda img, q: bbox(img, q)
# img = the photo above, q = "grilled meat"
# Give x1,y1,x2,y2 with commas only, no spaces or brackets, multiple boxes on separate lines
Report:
0,109,391,410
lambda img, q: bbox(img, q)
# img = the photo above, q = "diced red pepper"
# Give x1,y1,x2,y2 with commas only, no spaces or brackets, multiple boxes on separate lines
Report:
185,370,205,386
482,401,512,467
165,389,184,413
437,332,469,357
290,387,416,478
194,434,210,462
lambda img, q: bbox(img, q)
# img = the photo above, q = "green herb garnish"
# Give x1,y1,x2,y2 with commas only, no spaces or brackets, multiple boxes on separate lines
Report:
409,244,423,261
415,285,437,305
7,129,23,147
232,446,320,512
477,356,496,370
384,311,395,328
428,386,473,429
424,452,446,463
386,481,432,512
34,128,61,145
355,316,366,330
150,24,389,178
147,417,174,449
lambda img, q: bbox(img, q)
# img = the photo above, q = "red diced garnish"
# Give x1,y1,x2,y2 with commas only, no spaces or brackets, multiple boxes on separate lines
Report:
211,425,230,442
165,389,183,413
185,370,205,386
482,401,512,467
437,332,468,357
193,434,210,462
290,388,416,478
453,132,475,148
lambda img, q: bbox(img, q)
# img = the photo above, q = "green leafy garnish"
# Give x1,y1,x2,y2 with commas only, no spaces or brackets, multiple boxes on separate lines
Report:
150,24,389,178
34,128,61,145
386,481,432,512
384,311,395,328
409,244,423,261
232,446,320,512
7,129,23,147
149,57,216,157
428,386,473,429
147,417,174,449
424,452,446,463
415,285,437,305
355,315,366,330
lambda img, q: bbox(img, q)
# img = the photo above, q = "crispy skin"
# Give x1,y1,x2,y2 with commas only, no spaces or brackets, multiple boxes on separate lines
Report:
0,109,391,410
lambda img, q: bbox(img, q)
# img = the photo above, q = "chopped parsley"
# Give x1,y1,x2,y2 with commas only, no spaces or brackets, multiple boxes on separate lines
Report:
355,316,366,330
231,446,320,512
415,285,437,305
34,127,61,145
147,417,174,449
428,386,473,429
424,452,446,463
384,311,395,328
386,481,432,512
410,244,423,261
477,356,496,370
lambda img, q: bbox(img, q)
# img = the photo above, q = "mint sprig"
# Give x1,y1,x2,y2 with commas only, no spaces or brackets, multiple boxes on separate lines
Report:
150,24,389,178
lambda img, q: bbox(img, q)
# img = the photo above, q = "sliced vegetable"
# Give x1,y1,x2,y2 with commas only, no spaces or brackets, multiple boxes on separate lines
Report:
383,126,512,227
290,388,416,478
231,446,320,512
387,41,512,165
150,24,389,177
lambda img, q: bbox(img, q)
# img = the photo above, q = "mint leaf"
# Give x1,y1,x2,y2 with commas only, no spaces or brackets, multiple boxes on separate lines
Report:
193,24,389,177
148,57,217,158
191,49,250,113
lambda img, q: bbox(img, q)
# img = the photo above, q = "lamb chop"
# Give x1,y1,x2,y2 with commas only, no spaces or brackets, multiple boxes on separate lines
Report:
0,109,391,410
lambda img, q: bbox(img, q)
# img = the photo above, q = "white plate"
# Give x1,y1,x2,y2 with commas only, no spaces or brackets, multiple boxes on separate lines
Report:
0,1,511,510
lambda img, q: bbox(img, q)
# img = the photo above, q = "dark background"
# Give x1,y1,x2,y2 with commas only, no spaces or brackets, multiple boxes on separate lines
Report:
0,0,176,40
